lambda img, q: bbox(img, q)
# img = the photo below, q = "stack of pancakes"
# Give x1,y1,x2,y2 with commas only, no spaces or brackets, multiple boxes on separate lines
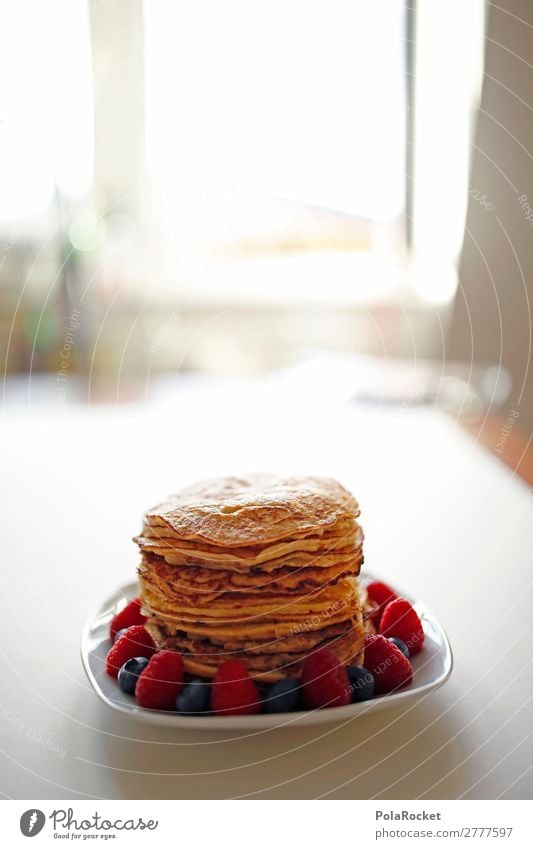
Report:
135,475,367,682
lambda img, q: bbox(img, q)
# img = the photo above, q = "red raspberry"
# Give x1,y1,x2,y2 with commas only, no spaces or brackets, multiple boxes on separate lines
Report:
110,598,147,641
366,580,397,607
364,634,413,694
366,580,398,625
300,647,351,709
379,598,425,656
211,660,261,715
136,651,185,710
105,625,155,678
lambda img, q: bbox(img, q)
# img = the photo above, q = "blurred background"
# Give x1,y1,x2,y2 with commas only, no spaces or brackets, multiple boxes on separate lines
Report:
1,0,532,446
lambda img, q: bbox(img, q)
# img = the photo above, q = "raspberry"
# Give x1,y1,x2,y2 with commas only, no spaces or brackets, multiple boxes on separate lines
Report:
379,598,425,656
136,651,185,710
366,580,397,607
105,625,155,678
363,634,413,694
366,580,398,625
211,660,261,715
110,598,146,641
300,647,351,709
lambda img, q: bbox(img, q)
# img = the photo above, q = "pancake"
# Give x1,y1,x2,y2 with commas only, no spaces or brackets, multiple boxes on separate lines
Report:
140,513,357,544
134,523,362,569
140,576,359,623
138,552,362,600
150,545,362,573
143,475,359,547
147,609,362,654
134,474,366,681
145,620,365,683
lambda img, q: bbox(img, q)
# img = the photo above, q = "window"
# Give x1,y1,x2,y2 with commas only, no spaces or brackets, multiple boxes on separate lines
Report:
0,0,93,227
143,0,407,300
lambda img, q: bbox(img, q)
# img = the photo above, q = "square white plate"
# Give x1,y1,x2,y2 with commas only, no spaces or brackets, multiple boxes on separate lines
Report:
81,578,452,730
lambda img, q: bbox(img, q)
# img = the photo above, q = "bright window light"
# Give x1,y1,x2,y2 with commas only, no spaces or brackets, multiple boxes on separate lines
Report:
0,0,93,223
144,0,406,250
412,0,485,303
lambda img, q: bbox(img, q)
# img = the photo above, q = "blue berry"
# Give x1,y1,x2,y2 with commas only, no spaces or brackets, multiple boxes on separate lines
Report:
176,679,211,714
347,665,375,702
263,678,301,713
114,628,128,644
388,637,410,659
117,657,150,696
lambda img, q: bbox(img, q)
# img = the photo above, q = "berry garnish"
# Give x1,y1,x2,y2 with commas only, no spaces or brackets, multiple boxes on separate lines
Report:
105,625,155,678
263,678,301,714
366,581,397,607
379,598,424,655
300,647,351,710
346,665,375,702
114,628,128,644
366,580,398,624
109,598,147,641
117,657,150,695
211,660,261,715
136,650,185,710
363,634,413,694
388,636,410,658
176,678,211,714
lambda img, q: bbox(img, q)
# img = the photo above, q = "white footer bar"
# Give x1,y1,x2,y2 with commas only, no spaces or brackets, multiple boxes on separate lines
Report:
1,799,530,848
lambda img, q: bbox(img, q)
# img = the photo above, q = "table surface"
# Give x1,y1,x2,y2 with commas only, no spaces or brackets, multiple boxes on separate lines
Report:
1,377,532,800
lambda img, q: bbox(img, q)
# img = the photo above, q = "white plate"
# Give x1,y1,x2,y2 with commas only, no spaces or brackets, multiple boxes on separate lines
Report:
81,578,453,730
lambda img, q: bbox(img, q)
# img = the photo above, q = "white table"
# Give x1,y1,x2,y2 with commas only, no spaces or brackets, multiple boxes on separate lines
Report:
1,378,532,799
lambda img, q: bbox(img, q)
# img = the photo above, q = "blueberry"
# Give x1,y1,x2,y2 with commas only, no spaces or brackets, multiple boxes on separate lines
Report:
176,679,211,714
117,657,150,696
388,637,410,659
263,678,301,713
114,628,128,644
347,665,375,702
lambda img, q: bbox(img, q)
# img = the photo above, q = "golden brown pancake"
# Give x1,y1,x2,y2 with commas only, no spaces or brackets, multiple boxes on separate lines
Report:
134,523,362,569
143,475,359,546
145,621,365,683
139,552,362,600
134,474,366,681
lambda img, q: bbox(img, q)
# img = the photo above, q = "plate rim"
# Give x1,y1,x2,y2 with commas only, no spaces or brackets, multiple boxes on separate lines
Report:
81,576,453,730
